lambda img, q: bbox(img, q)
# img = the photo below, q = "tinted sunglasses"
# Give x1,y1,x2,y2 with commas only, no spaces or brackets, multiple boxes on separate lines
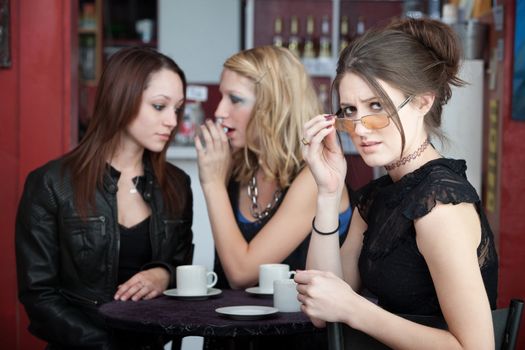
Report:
334,95,413,134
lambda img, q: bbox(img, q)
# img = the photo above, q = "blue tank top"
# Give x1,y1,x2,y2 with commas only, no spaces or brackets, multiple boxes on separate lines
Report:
214,180,351,289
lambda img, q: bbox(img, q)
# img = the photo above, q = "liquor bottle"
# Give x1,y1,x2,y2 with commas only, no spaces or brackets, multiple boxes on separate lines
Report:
287,16,301,57
303,15,316,59
80,3,96,30
403,0,424,19
80,35,96,81
318,84,330,113
272,17,284,47
354,16,366,39
339,16,350,52
428,0,441,19
318,15,331,59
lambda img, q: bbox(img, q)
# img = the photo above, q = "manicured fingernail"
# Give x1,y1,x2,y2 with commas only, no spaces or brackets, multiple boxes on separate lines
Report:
324,115,334,120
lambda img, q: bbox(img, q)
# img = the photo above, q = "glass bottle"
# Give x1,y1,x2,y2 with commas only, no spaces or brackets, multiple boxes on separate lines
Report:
303,15,316,59
339,16,350,52
272,17,284,47
356,16,365,37
318,84,330,113
318,15,331,59
80,35,96,81
287,16,301,57
428,0,441,19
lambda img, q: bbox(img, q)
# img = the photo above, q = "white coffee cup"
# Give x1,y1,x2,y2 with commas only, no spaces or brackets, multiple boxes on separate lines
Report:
176,265,218,296
273,279,301,312
258,264,296,293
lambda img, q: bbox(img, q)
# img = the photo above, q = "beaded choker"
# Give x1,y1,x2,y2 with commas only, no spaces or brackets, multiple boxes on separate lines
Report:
385,139,430,171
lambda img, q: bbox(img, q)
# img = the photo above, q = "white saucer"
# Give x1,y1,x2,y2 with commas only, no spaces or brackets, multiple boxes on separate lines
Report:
163,287,222,300
215,305,279,320
245,286,273,297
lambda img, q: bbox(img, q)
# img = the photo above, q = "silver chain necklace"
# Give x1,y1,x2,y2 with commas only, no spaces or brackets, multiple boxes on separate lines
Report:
247,173,282,220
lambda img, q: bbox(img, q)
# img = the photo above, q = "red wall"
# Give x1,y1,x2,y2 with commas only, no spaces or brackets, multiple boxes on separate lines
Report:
498,0,525,347
0,0,76,348
0,0,523,348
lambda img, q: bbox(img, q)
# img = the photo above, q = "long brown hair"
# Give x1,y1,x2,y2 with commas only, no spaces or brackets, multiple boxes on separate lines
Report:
333,18,464,153
64,47,187,217
224,46,322,188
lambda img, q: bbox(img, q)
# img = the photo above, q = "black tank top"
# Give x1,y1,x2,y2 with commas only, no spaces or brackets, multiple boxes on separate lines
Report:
117,216,152,285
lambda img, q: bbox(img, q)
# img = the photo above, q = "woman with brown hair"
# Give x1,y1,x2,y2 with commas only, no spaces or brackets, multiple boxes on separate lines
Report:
296,18,498,349
15,47,193,349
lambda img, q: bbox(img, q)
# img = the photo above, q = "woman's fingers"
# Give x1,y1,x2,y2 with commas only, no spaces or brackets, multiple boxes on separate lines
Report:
302,114,335,143
197,120,229,155
143,289,159,300
194,131,205,155
131,281,157,301
115,280,144,301
308,124,335,155
199,122,214,150
113,268,170,301
205,119,228,150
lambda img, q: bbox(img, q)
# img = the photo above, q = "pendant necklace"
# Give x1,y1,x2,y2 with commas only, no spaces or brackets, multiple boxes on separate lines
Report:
129,177,140,194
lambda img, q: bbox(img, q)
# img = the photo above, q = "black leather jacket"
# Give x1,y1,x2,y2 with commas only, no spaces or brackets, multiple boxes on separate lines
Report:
15,157,193,349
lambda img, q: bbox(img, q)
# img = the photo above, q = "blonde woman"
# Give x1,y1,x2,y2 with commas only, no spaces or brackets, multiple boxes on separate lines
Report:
196,44,350,349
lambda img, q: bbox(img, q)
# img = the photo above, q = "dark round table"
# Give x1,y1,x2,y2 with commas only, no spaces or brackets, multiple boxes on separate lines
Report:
99,289,322,338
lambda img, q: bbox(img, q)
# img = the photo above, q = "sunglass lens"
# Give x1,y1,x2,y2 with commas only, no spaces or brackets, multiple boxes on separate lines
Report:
362,114,389,130
335,118,356,134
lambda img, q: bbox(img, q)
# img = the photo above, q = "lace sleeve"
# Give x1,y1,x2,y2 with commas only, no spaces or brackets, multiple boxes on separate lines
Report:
352,176,390,224
401,165,480,220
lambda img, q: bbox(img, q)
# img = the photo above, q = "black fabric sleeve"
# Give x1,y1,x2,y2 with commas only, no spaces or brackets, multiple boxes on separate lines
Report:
401,169,480,220
15,169,109,347
166,173,194,288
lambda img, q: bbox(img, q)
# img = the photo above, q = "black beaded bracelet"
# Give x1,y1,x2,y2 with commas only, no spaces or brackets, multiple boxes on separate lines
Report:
312,217,340,235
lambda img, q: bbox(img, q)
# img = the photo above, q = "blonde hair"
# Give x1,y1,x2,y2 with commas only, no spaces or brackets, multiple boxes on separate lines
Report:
224,46,322,188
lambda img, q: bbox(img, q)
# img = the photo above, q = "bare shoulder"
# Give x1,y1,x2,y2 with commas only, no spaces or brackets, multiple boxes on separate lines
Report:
414,201,481,251
289,166,316,189
278,167,318,209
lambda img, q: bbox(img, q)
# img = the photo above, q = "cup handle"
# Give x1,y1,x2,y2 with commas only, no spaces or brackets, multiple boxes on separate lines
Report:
207,271,218,288
288,270,296,279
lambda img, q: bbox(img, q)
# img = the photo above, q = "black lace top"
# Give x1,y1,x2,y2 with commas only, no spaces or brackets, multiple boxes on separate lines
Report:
354,158,498,315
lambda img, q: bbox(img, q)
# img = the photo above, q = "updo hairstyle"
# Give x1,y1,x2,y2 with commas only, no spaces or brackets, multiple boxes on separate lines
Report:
334,17,465,152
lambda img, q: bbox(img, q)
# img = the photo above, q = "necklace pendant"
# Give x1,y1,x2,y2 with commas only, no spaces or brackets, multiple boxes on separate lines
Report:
129,176,140,194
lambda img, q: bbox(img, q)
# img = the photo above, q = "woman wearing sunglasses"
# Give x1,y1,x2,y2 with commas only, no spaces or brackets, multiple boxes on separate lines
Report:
295,18,498,349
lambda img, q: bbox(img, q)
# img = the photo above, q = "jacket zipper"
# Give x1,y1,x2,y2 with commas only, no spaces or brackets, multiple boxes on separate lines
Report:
60,289,99,306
